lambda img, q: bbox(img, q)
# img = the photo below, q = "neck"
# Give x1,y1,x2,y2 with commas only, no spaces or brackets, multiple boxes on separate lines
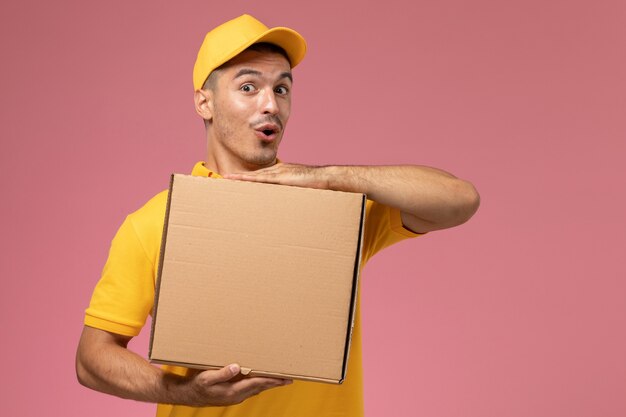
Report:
205,149,277,176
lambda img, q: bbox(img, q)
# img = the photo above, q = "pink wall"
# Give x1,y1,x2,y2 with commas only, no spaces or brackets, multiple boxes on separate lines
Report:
1,0,624,416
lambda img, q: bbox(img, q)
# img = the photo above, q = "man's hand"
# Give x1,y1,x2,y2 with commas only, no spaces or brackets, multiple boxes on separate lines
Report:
224,163,331,190
178,364,292,407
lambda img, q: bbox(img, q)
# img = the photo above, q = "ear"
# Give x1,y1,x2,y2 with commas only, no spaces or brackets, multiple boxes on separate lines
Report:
194,89,213,122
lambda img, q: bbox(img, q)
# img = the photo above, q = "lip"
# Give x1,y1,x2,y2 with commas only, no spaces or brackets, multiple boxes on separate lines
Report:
254,129,278,142
254,123,280,142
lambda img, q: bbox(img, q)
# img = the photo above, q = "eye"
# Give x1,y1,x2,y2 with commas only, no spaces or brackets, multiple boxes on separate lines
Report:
240,84,256,93
275,86,289,95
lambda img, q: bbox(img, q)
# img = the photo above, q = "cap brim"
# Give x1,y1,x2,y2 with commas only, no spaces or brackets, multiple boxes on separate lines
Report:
255,27,307,68
212,26,306,75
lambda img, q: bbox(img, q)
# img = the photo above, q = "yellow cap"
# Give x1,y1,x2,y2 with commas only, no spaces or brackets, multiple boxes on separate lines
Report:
193,14,307,90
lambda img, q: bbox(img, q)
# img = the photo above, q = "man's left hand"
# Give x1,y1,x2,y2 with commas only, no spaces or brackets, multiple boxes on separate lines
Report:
224,163,331,190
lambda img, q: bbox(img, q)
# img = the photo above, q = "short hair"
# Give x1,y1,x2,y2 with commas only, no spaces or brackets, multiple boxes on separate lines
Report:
202,42,290,91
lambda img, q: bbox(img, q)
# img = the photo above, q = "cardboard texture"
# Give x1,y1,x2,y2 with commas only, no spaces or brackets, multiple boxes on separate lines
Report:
149,174,366,383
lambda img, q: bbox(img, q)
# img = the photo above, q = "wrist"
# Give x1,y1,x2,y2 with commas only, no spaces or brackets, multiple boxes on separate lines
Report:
158,371,200,406
324,165,366,194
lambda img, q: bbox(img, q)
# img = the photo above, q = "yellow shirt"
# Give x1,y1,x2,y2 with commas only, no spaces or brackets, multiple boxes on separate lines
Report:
85,161,420,417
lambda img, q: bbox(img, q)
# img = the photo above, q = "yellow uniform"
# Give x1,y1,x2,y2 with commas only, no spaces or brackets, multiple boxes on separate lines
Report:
85,161,420,417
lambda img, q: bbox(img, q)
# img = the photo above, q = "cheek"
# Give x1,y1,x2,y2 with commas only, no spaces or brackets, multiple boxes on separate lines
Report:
225,93,250,113
281,100,291,118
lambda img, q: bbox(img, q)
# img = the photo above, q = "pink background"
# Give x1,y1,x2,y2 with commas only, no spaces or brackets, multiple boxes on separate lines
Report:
1,0,624,416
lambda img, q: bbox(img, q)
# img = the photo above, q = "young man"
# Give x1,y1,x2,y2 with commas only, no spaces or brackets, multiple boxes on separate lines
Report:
76,14,479,417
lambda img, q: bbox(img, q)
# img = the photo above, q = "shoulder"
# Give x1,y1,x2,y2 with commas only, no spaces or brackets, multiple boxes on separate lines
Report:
123,189,169,262
126,189,169,227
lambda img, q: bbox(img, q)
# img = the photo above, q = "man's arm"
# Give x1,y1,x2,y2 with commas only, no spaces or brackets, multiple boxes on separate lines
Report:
76,326,291,407
224,164,480,233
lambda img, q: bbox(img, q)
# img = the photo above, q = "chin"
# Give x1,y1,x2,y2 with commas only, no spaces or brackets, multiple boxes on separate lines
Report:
244,153,277,169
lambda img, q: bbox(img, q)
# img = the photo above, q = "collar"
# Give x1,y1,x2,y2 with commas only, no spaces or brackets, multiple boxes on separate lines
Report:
191,161,222,178
191,159,283,178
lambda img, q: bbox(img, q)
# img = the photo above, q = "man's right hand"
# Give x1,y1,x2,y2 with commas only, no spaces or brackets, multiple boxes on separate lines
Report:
180,363,292,407
76,326,291,407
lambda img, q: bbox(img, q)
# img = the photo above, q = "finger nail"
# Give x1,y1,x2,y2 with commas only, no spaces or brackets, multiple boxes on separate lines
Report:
229,364,240,375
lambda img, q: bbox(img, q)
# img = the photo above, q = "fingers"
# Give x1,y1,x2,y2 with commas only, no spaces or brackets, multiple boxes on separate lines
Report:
197,363,240,385
223,172,268,182
224,168,282,183
224,163,294,182
191,365,292,406
224,163,329,190
229,376,293,401
234,376,292,392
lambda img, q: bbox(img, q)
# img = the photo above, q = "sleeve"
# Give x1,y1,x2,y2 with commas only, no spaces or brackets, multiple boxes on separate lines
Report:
84,216,156,337
361,199,424,265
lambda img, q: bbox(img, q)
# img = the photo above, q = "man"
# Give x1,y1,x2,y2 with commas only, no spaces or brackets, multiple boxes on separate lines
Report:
76,14,479,417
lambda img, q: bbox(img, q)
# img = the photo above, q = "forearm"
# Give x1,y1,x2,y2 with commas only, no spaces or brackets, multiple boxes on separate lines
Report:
76,326,188,404
76,326,289,406
324,165,480,231
225,162,480,232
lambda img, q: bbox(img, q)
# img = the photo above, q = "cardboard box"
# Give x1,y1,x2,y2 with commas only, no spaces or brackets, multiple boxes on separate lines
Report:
149,174,365,384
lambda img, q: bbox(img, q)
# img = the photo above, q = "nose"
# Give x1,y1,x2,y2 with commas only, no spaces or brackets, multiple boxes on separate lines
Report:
260,88,279,115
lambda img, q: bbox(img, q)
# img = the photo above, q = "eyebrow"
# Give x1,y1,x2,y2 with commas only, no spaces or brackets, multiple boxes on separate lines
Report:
280,71,293,83
233,69,293,83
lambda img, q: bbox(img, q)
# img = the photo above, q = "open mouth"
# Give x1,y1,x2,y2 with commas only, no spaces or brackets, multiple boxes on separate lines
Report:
255,123,280,140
